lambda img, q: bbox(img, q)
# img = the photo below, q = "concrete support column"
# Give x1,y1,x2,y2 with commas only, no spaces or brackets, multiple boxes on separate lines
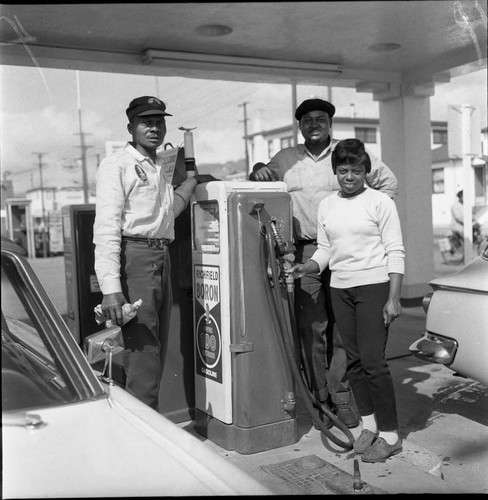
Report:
291,82,299,147
374,82,436,301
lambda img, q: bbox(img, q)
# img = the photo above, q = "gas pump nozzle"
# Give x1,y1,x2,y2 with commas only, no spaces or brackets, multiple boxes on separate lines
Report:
269,219,296,293
282,259,295,293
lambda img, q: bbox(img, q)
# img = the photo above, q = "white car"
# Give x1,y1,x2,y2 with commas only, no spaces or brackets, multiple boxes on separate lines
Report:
1,237,270,497
409,242,488,386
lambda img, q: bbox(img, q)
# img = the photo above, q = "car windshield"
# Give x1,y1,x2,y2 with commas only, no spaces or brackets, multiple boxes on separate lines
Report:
2,261,80,412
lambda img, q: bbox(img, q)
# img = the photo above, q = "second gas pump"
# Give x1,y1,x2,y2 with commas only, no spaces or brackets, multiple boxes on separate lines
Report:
191,180,301,454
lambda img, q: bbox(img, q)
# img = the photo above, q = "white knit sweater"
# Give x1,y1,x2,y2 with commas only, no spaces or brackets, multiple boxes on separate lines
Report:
311,187,405,289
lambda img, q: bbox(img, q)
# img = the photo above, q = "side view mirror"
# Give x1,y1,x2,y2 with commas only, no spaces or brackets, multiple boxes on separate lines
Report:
84,327,124,385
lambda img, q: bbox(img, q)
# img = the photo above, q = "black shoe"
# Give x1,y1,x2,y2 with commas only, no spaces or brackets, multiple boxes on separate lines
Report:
361,437,402,462
313,406,333,430
353,429,377,454
334,402,360,428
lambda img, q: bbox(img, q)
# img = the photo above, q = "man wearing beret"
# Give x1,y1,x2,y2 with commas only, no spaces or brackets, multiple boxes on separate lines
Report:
250,98,398,430
93,96,213,410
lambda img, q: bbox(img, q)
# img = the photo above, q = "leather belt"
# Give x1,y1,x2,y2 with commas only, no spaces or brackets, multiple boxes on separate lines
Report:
122,235,171,248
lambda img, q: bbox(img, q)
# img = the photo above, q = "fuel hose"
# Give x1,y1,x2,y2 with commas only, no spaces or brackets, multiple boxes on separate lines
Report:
258,225,296,414
262,220,354,450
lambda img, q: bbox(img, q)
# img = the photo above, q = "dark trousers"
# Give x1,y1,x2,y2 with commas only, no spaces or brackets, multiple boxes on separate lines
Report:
120,240,172,410
330,283,398,431
294,242,350,405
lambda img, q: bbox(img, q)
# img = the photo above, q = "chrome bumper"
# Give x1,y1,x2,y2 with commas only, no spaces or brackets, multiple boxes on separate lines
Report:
409,332,458,365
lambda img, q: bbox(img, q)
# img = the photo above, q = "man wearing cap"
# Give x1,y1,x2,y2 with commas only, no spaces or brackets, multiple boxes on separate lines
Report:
93,96,213,410
249,98,398,430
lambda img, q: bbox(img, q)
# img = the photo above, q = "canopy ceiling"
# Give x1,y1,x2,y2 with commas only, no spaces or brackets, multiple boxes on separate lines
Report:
1,2,487,89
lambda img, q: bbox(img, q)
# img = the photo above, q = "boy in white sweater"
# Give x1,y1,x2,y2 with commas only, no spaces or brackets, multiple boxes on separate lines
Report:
291,138,405,462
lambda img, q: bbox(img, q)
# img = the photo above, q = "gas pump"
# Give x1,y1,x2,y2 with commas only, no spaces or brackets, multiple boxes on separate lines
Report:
191,180,354,454
191,180,297,453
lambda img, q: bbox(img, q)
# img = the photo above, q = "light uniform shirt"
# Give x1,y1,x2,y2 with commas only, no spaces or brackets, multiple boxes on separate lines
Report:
311,187,405,289
264,139,398,241
93,142,195,295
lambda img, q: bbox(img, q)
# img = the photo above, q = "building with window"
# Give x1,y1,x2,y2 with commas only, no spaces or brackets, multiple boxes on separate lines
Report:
25,186,96,229
431,126,488,235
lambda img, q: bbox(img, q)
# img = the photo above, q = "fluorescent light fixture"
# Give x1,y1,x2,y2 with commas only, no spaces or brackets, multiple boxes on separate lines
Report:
195,24,233,37
142,49,342,75
369,43,401,53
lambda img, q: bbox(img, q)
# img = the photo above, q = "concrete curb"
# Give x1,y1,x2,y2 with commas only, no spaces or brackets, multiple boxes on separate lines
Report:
396,439,443,478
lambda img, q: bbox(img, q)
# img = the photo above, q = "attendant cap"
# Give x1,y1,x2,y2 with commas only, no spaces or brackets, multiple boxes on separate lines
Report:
295,98,335,121
126,96,172,121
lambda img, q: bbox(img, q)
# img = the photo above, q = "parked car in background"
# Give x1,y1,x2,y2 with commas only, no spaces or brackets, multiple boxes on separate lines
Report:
410,242,488,386
1,237,271,498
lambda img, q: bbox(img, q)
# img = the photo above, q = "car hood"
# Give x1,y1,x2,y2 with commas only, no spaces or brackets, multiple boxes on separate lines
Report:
429,256,488,293
3,387,271,497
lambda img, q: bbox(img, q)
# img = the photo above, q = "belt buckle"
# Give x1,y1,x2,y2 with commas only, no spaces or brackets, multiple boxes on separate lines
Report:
150,238,167,248
144,237,168,248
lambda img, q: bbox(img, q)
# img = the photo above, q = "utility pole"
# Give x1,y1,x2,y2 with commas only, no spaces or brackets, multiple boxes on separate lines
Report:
74,71,92,204
74,131,92,203
33,152,48,258
239,101,250,174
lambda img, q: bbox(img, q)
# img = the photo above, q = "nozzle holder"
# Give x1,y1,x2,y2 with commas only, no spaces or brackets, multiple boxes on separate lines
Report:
248,198,265,214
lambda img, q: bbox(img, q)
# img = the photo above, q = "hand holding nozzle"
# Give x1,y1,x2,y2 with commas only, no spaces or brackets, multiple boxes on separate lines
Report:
290,259,320,279
282,256,296,292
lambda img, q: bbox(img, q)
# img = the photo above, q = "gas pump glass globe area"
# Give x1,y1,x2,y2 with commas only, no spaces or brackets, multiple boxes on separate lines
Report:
1,236,271,498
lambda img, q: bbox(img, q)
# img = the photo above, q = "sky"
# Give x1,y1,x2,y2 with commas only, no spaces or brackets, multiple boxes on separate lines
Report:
0,64,487,195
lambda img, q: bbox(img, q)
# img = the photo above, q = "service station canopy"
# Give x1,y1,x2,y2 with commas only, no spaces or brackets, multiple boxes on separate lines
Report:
1,2,487,93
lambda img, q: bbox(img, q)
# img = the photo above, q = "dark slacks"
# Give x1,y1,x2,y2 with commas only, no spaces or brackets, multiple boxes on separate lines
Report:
119,240,172,410
330,282,398,431
294,242,351,405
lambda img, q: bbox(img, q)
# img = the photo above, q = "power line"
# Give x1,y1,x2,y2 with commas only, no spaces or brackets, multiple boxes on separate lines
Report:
176,86,261,129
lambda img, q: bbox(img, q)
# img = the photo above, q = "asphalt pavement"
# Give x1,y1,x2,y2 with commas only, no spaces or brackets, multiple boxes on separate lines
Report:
28,244,488,495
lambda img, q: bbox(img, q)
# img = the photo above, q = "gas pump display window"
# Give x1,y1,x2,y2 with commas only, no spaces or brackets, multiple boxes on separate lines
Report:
193,201,220,254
